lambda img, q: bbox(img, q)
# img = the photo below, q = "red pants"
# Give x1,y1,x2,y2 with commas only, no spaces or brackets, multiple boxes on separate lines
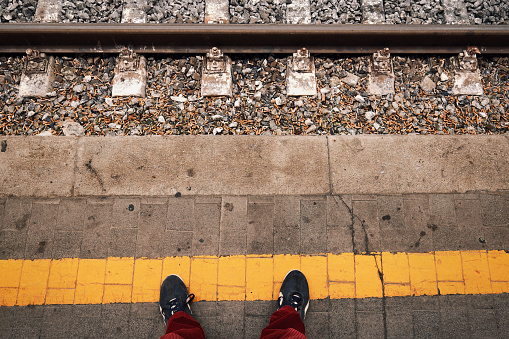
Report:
160,306,307,339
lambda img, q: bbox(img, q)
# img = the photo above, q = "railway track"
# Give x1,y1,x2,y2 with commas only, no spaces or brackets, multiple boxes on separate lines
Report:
0,0,508,136
0,24,509,54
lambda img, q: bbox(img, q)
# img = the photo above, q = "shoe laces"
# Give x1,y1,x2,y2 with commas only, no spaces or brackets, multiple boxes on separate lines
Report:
166,293,195,316
279,292,303,312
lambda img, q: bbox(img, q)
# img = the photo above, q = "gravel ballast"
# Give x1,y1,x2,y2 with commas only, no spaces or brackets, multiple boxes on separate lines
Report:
384,0,445,24
311,0,362,24
466,0,509,24
0,0,36,22
147,0,204,23
60,0,122,23
0,54,508,136
1,0,509,23
229,0,285,24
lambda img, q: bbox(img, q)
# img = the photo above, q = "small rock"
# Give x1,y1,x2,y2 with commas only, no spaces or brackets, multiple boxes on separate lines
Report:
342,72,360,87
365,111,376,121
62,121,85,136
472,100,482,110
440,72,449,82
275,97,283,106
229,122,238,128
158,116,165,123
304,119,313,126
354,95,365,103
212,127,223,135
37,130,53,136
73,84,84,93
171,95,188,103
306,125,317,134
295,100,304,107
254,92,262,100
83,75,92,83
420,76,436,93
211,115,223,121
330,76,341,87
105,98,114,106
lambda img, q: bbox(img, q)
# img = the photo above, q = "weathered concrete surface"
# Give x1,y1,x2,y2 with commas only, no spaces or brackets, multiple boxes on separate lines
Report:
73,136,330,196
112,55,147,98
18,56,55,98
286,0,311,24
452,70,484,96
0,137,76,196
329,135,509,194
201,55,233,97
121,0,147,23
34,0,62,22
1,135,508,197
287,55,317,97
361,0,385,24
367,73,395,95
204,0,229,23
443,0,470,24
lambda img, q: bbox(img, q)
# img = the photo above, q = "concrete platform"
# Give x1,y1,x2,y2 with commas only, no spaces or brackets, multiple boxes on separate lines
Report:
1,193,508,338
0,135,507,197
0,135,508,338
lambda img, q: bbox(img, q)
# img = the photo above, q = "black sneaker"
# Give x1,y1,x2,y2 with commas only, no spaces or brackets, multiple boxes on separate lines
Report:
159,274,195,324
277,270,310,321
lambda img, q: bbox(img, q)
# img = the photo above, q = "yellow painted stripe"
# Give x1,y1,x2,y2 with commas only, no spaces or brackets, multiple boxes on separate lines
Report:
0,250,508,306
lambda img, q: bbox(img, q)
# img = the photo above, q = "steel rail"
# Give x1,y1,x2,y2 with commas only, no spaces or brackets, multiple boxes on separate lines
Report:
0,23,509,54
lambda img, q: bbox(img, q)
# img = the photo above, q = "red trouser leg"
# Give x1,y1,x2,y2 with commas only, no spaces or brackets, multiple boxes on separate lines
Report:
159,311,206,339
259,305,308,339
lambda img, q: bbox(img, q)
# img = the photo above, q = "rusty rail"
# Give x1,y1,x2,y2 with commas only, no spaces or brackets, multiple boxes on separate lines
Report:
0,23,509,54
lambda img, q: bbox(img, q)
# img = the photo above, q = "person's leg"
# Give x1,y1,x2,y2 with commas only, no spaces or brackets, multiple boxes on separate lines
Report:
159,275,206,339
260,270,309,339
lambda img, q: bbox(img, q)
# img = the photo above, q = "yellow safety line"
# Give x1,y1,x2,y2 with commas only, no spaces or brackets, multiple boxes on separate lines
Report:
0,250,508,306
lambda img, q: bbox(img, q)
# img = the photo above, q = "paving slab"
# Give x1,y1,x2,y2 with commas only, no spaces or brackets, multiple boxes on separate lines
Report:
329,135,509,194
2,193,508,260
0,137,76,197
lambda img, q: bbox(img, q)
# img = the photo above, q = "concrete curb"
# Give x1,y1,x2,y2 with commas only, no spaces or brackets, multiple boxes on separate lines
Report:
0,135,507,197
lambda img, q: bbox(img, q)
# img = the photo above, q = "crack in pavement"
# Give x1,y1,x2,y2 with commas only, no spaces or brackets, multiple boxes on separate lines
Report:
85,159,106,192
333,195,388,339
